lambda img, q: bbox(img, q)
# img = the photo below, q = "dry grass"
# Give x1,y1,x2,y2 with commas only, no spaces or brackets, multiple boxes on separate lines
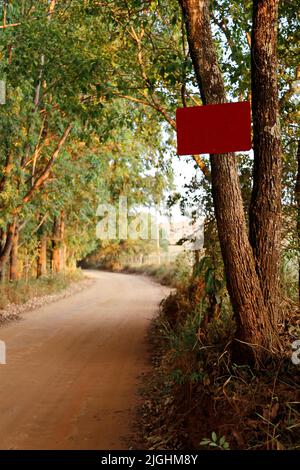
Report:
136,287,300,450
122,261,192,289
0,270,84,310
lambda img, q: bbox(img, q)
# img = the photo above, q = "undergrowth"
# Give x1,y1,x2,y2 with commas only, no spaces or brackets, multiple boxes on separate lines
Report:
0,270,84,310
82,246,193,289
137,260,300,451
122,260,191,289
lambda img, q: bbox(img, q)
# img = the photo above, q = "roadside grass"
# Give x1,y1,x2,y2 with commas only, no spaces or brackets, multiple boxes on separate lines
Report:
0,270,84,310
83,250,193,289
137,291,300,450
120,253,193,289
122,262,191,289
135,259,300,451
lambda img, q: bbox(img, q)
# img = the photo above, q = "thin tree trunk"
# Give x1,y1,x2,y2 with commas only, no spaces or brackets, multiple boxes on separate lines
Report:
59,210,66,273
296,140,300,302
250,0,282,324
0,228,5,250
193,249,200,275
9,222,20,281
179,0,279,363
51,211,65,274
51,216,61,274
0,217,17,277
37,233,47,278
0,228,6,282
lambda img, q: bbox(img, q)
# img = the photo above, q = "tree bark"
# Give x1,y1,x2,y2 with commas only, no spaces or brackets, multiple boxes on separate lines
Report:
179,0,279,363
250,0,282,324
0,217,17,277
9,222,20,281
296,140,300,302
59,210,66,273
0,228,5,250
51,211,65,274
14,123,72,215
37,233,47,278
51,217,61,274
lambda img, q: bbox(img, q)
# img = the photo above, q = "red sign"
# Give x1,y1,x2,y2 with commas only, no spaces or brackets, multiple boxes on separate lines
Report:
176,101,251,155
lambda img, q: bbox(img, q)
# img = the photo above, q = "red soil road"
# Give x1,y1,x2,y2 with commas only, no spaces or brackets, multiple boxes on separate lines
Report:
0,270,169,449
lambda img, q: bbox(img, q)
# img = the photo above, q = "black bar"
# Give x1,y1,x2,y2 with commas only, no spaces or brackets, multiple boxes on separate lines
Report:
0,450,299,468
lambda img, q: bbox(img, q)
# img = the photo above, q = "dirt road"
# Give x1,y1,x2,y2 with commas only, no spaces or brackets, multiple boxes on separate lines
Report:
0,271,169,450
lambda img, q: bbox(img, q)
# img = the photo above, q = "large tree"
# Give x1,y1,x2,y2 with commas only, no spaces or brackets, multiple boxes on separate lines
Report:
179,0,282,363
250,0,282,325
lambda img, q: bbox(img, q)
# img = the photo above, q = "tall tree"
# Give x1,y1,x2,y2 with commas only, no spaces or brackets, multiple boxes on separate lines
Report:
250,0,282,324
9,221,19,281
179,0,280,363
296,140,300,302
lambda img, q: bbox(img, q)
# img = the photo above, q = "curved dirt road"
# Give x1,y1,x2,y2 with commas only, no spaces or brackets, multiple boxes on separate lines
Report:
0,271,169,449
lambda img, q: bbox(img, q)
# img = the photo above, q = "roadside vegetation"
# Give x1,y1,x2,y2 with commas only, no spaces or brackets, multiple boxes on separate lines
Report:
122,261,191,289
135,255,299,450
1,0,299,451
0,1,171,307
82,246,192,289
0,270,83,311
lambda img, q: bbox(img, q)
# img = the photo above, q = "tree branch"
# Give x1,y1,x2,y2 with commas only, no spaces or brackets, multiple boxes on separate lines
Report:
13,124,72,215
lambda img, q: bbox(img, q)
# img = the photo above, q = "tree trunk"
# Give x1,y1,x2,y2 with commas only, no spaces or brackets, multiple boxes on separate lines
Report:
179,0,279,363
37,233,47,278
60,210,66,273
51,217,61,274
250,0,282,324
0,229,5,282
0,228,5,251
296,140,300,303
51,211,65,274
9,222,20,281
0,217,17,277
193,249,200,275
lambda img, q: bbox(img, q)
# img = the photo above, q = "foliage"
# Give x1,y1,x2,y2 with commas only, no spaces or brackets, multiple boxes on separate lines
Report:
0,269,83,310
136,294,300,450
0,0,173,281
122,253,193,287
200,432,230,450
0,0,299,452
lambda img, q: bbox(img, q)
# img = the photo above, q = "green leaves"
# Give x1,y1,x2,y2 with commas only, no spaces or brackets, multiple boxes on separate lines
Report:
0,0,174,269
200,432,230,450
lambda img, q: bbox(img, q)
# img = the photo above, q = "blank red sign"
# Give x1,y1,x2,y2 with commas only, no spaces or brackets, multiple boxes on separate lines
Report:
176,101,251,155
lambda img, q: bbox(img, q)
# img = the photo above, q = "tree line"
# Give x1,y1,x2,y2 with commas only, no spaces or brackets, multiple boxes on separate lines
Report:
0,0,299,365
